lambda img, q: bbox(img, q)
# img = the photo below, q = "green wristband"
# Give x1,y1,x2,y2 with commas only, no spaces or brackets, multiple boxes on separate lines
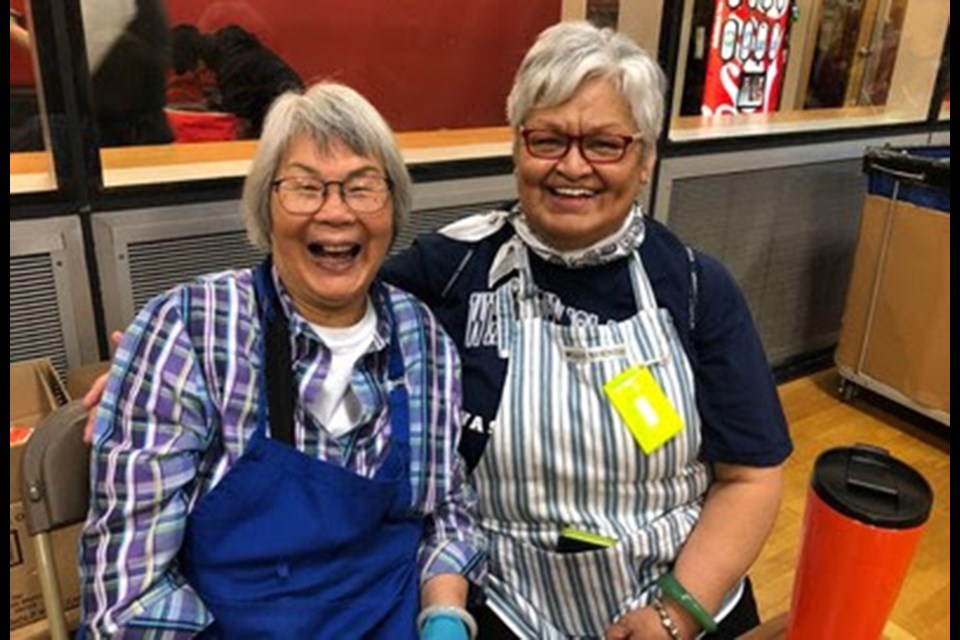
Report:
657,571,719,633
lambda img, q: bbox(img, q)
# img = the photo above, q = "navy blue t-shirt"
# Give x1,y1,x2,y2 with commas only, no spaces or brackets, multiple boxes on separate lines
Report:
381,216,791,467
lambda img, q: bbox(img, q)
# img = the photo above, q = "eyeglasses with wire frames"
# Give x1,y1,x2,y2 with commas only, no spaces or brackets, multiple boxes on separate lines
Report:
519,127,644,164
271,174,393,216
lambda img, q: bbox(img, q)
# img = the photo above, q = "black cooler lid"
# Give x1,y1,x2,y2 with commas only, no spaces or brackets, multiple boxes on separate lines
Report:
812,445,933,529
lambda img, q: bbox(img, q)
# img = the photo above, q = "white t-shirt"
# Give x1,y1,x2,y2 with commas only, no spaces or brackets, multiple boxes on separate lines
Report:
307,301,378,438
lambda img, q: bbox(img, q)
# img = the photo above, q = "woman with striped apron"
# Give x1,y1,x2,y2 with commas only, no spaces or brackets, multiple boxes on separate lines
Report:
382,22,791,639
474,244,738,638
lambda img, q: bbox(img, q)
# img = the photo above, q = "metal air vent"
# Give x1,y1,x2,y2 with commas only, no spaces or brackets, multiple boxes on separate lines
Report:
10,217,98,374
665,160,864,365
127,231,263,311
394,201,503,253
10,254,69,374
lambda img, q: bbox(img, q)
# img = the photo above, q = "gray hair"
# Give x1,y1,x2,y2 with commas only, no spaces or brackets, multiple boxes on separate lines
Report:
506,21,665,153
242,82,413,251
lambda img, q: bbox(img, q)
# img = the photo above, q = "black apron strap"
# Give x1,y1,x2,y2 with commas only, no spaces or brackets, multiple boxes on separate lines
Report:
254,256,297,447
266,310,296,447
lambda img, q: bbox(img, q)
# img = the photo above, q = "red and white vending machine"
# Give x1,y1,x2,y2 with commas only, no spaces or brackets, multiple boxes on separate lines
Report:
701,0,792,115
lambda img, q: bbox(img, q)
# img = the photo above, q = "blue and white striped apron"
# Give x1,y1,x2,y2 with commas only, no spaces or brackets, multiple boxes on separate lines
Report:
474,248,713,638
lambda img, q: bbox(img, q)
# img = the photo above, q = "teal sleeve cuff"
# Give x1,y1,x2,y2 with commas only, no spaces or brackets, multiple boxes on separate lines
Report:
420,612,469,640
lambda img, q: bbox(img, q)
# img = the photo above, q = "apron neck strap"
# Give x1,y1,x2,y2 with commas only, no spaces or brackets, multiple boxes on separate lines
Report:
252,259,411,449
627,252,658,311
254,257,297,446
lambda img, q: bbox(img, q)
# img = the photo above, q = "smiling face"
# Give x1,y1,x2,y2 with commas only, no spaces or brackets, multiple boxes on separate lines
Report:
270,134,393,327
515,77,656,251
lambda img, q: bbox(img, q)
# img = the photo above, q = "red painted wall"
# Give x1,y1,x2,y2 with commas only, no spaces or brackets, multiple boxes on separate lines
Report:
11,1,561,131
10,0,34,86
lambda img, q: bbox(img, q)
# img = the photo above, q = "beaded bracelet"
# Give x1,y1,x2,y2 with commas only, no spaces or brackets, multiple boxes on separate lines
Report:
651,598,682,640
416,604,478,640
657,571,719,633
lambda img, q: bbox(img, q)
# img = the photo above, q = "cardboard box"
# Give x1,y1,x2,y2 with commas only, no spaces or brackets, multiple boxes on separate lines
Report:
9,359,80,633
10,503,82,632
836,195,950,417
10,359,68,503
65,361,112,404
10,609,81,640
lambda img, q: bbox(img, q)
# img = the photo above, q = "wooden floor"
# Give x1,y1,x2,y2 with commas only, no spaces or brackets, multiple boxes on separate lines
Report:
750,369,950,639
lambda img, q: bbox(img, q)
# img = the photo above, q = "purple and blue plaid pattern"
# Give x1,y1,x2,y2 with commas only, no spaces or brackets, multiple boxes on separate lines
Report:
79,268,484,638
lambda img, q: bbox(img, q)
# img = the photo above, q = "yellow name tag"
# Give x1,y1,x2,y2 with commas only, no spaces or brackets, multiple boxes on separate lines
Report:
603,366,684,454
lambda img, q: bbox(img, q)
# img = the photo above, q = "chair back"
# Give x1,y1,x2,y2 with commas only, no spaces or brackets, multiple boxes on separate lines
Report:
21,399,90,534
19,399,91,640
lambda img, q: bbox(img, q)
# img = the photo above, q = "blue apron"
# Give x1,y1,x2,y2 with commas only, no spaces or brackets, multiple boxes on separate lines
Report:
180,258,422,639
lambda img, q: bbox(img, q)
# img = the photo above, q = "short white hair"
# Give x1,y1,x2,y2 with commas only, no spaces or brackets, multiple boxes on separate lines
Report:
506,21,665,152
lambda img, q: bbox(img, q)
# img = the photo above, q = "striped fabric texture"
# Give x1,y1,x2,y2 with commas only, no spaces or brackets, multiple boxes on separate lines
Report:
475,252,713,638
